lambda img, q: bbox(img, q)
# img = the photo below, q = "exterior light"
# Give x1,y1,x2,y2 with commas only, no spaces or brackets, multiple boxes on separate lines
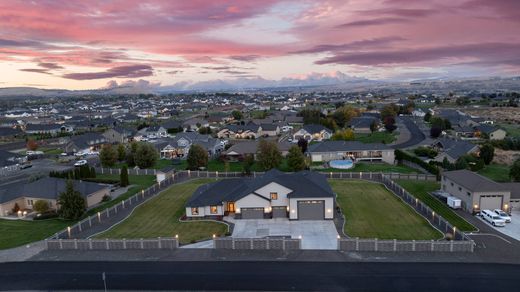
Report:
327,209,332,213
291,209,295,213
298,235,302,239
212,234,216,238
504,204,509,210
175,234,179,239
474,204,478,210
337,235,341,239
286,206,290,211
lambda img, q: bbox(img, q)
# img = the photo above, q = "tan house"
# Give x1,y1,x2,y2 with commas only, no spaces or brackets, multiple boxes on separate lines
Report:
0,177,110,217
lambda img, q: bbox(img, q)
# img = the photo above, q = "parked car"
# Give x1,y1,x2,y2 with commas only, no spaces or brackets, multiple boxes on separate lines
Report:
74,159,88,166
481,209,506,227
494,209,511,223
20,163,32,169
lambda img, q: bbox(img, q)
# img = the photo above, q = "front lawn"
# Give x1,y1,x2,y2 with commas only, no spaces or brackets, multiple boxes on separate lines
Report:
331,180,442,240
0,218,72,250
356,131,396,144
477,164,511,182
394,180,477,232
95,179,228,244
315,162,417,173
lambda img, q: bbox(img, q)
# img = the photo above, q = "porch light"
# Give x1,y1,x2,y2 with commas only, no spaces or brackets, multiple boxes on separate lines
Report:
298,235,302,239
327,209,332,213
291,209,295,213
286,206,290,211
473,204,478,210
504,204,509,211
337,235,341,239
175,234,179,239
212,234,216,238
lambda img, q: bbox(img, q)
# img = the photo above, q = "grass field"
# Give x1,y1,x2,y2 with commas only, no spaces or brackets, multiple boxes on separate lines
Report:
478,164,511,182
0,218,73,250
394,180,477,232
499,123,520,138
331,180,442,240
356,131,396,144
315,162,417,173
95,179,228,244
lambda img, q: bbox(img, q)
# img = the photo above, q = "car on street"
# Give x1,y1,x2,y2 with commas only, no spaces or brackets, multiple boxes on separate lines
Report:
74,160,88,167
481,209,506,227
494,209,512,223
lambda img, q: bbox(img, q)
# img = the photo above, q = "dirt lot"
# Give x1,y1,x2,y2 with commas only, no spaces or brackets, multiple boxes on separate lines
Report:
463,107,520,124
493,149,520,165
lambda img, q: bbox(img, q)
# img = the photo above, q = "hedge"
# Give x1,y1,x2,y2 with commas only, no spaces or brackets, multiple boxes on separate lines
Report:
394,149,440,178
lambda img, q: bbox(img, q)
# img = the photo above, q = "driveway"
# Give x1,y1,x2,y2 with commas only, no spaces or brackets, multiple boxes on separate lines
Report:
231,219,338,250
391,116,427,149
475,211,520,241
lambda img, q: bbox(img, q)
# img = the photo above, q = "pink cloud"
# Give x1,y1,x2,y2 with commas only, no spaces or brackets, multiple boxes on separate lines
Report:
62,64,154,80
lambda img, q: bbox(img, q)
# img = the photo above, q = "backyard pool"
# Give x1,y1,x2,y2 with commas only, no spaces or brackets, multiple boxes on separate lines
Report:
329,159,354,169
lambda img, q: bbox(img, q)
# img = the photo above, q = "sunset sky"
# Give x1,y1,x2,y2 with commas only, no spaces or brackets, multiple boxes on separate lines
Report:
0,0,519,90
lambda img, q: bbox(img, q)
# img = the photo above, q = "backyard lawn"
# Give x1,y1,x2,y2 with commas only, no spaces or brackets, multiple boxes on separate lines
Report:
477,164,511,182
0,218,72,250
331,180,442,240
395,180,477,232
499,123,520,138
315,162,417,173
95,179,228,244
356,131,396,144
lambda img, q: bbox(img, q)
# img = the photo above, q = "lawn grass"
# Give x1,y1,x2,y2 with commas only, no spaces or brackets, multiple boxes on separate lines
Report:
314,162,417,173
498,123,520,138
356,131,396,144
394,179,477,232
95,179,228,244
114,159,175,170
0,218,73,250
477,164,511,182
331,180,442,240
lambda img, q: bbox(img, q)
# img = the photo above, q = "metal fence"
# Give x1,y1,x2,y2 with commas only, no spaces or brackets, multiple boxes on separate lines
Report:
95,167,158,176
46,237,178,250
214,237,301,250
338,238,474,253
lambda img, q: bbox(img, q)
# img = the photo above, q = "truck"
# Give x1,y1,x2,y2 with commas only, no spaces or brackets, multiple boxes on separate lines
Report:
447,196,462,209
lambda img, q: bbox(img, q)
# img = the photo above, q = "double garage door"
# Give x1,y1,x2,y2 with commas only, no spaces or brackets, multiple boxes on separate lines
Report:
297,200,325,220
241,208,264,219
479,195,503,211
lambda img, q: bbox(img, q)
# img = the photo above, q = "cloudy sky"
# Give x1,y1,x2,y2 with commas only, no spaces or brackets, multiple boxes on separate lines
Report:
0,0,519,89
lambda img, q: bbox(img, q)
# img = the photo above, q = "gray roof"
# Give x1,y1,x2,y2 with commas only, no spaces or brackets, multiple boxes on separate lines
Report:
349,117,376,129
433,138,478,160
186,169,334,207
442,170,509,193
501,183,520,199
302,124,332,135
223,141,291,155
69,133,106,149
307,141,392,153
0,177,109,204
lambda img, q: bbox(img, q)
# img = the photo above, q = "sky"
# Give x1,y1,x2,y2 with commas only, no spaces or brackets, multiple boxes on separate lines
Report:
0,0,519,90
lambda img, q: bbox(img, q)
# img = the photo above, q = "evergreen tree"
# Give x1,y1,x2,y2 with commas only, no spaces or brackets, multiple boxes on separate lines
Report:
257,140,282,171
120,165,129,187
287,146,306,171
186,144,208,170
100,144,118,167
58,180,85,220
117,144,126,161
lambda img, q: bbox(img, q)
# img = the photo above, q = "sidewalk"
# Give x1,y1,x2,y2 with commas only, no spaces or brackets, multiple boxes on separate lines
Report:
0,241,46,263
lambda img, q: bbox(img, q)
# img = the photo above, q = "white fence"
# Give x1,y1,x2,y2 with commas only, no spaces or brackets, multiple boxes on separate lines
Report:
46,237,178,250
214,237,301,250
338,238,474,253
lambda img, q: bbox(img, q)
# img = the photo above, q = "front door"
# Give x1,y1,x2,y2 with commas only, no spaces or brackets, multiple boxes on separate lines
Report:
227,202,236,212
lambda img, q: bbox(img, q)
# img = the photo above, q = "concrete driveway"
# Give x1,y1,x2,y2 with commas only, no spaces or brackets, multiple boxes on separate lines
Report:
475,211,520,241
231,218,339,250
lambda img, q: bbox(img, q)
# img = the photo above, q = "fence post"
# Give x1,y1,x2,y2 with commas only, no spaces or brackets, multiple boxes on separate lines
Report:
106,238,109,250
282,239,286,250
59,239,63,250
267,238,270,250
412,240,416,251
140,238,144,249
106,208,110,218
431,240,434,252
89,216,92,227
74,239,78,250
123,239,126,249
250,238,254,250
374,238,378,251
450,241,454,252
78,222,82,232
355,237,359,251
393,239,397,252
158,237,162,249
89,238,92,250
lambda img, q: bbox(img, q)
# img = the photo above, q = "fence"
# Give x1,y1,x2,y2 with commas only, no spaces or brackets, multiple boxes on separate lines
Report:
214,237,301,250
338,238,474,253
95,167,158,176
46,237,178,250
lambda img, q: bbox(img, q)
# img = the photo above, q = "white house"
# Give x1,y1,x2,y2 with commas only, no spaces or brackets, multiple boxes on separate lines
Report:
292,124,332,142
185,169,335,220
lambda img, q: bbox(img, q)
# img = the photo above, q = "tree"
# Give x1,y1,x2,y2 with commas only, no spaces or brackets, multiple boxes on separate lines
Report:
120,165,129,187
383,116,397,132
257,140,282,170
380,104,398,121
510,158,520,182
231,110,243,120
198,126,212,134
331,105,360,128
331,129,355,141
134,143,158,168
126,142,138,167
424,112,432,122
100,144,118,167
480,144,495,165
370,120,378,133
33,200,49,213
297,138,308,154
186,144,208,170
12,203,20,213
26,139,38,151
298,108,323,124
287,146,306,171
430,126,442,138
242,154,254,175
58,180,85,220
455,157,468,170
117,144,126,161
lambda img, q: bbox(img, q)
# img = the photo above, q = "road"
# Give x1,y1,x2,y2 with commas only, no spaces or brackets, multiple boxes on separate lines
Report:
0,261,518,291
392,116,427,149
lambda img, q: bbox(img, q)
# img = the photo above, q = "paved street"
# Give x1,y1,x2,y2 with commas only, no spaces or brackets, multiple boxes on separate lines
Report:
392,116,427,149
0,261,518,291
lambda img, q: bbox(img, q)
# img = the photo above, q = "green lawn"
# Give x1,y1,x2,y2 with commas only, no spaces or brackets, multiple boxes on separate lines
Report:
95,179,228,244
114,159,175,170
478,164,511,182
394,180,477,232
499,123,520,138
331,180,442,240
314,162,417,173
356,131,396,144
0,218,73,250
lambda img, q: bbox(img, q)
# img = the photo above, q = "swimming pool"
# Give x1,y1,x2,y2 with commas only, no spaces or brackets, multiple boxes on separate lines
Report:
329,159,354,169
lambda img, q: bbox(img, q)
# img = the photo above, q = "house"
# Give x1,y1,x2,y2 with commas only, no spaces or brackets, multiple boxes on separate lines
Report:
293,124,332,142
474,125,506,140
0,150,27,175
412,109,426,118
222,141,292,161
0,127,24,141
156,165,176,183
156,132,223,159
183,118,209,132
348,117,377,134
432,138,479,163
161,120,183,133
185,169,335,220
139,125,167,138
259,124,280,137
217,122,261,139
441,170,511,214
306,141,395,164
24,124,62,135
103,127,134,144
502,183,520,211
64,133,107,154
0,177,110,217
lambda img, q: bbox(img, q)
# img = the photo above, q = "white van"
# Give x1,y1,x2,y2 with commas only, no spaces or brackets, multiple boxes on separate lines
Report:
481,209,506,227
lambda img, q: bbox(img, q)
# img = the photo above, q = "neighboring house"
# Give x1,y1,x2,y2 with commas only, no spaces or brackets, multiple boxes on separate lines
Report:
432,138,479,163
0,127,24,141
0,150,27,175
64,133,107,154
155,165,176,183
412,109,426,118
24,124,62,135
156,132,223,159
185,169,335,220
217,122,261,139
348,117,377,134
139,126,167,138
293,124,332,142
474,125,506,140
259,124,280,137
0,177,110,216
306,141,395,164
183,118,209,132
285,115,304,125
502,183,520,211
161,120,183,133
441,170,511,214
221,141,292,161
103,127,134,144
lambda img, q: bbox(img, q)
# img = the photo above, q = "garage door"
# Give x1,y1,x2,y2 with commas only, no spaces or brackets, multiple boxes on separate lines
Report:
272,206,288,218
297,200,324,220
241,208,264,219
479,196,502,210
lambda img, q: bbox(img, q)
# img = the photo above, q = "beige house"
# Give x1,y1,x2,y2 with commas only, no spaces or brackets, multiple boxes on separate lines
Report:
0,177,110,217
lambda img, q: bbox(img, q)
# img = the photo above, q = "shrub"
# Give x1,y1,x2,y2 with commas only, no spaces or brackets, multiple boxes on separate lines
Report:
33,200,50,213
101,195,112,202
33,211,59,220
394,149,440,177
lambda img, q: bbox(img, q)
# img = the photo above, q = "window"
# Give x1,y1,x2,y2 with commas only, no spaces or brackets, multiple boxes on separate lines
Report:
458,187,462,191
210,206,218,214
467,192,471,196
27,199,33,206
450,182,454,187
48,201,53,207
191,207,199,215
270,192,278,200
